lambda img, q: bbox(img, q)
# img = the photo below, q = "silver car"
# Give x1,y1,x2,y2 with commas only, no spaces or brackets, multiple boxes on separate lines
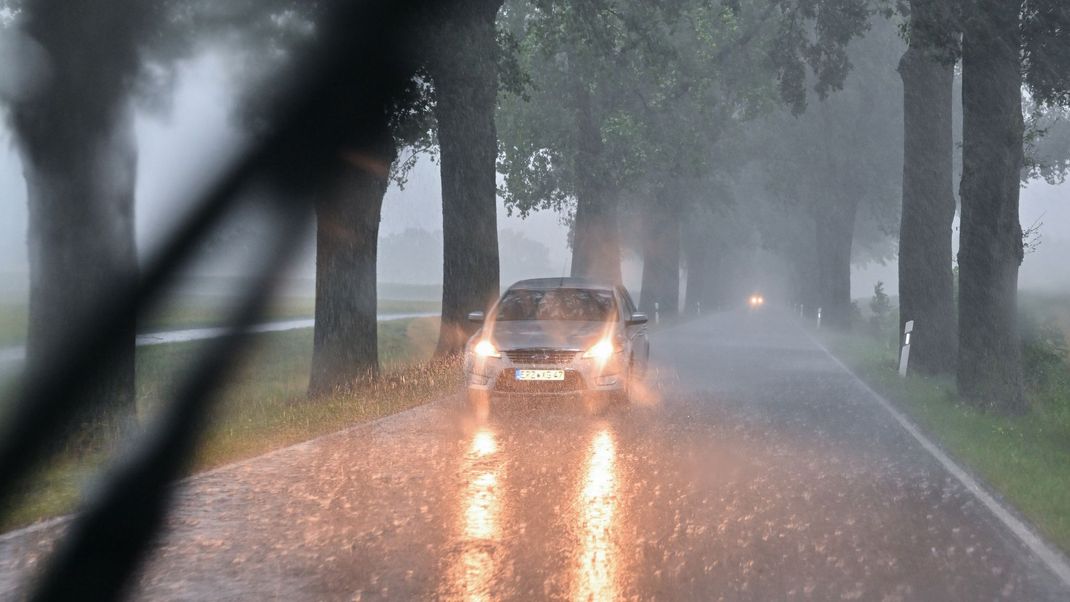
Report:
463,278,650,406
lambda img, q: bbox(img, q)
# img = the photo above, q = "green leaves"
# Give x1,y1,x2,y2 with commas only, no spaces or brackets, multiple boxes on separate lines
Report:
1022,0,1070,108
769,0,874,114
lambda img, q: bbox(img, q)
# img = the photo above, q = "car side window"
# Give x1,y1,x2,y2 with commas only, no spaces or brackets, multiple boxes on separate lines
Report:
617,286,637,315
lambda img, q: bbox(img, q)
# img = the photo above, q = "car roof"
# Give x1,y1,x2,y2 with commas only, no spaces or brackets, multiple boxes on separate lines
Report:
506,277,616,292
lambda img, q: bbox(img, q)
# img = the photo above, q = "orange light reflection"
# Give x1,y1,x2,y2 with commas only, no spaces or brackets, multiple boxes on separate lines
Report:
455,427,503,602
575,428,618,602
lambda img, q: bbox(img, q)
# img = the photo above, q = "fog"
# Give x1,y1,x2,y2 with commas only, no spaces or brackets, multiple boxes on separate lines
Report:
854,180,1070,298
1,45,1068,302
2,4,1070,599
0,49,582,300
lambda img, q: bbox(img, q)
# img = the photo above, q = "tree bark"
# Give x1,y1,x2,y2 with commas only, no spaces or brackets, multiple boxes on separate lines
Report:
18,119,138,439
957,0,1026,412
897,0,958,375
792,262,821,319
431,0,504,357
10,1,145,439
683,235,707,315
570,82,622,284
308,147,395,396
814,199,857,330
639,199,680,320
787,225,821,318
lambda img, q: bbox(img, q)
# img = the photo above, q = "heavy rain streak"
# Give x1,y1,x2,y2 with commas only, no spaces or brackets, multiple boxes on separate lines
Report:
3,0,1070,600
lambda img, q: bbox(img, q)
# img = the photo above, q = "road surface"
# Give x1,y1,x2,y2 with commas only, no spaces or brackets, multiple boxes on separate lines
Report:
2,310,1068,600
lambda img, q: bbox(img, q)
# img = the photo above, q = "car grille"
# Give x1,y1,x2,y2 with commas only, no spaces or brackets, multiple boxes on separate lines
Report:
494,370,586,393
504,349,579,365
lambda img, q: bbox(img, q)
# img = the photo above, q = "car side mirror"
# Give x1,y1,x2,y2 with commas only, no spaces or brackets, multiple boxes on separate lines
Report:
467,311,485,323
627,312,648,326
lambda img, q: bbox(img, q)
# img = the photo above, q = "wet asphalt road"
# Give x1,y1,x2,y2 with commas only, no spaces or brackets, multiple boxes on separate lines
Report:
3,309,1069,600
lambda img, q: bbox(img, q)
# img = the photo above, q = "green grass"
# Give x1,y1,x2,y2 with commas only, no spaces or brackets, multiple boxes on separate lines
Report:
824,330,1070,555
2,315,458,532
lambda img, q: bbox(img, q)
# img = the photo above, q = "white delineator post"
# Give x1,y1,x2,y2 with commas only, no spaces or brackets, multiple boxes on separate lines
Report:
899,320,914,377
654,302,660,324
816,307,822,329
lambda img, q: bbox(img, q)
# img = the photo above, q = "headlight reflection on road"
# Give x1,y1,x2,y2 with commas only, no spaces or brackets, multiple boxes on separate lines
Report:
575,427,619,602
455,426,503,602
470,428,497,457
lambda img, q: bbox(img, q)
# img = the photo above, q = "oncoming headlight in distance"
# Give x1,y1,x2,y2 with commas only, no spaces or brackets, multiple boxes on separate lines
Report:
474,340,501,358
749,294,765,308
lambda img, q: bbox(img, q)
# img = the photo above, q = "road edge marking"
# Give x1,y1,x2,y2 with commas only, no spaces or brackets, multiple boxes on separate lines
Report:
803,327,1070,589
0,515,70,544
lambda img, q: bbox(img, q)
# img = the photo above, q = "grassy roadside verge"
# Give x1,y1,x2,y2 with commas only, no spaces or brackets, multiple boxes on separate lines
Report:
2,315,460,532
822,330,1070,556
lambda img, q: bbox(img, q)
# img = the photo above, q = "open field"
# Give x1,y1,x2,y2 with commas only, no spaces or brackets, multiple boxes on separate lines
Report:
1021,291,1070,342
1,316,458,532
824,320,1070,555
0,296,440,348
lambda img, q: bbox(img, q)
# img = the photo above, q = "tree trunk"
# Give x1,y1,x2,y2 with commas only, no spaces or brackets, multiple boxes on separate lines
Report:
814,200,857,330
683,235,707,315
787,225,821,318
17,118,138,439
431,0,504,357
897,0,958,375
698,252,721,311
10,2,145,440
571,193,622,284
570,82,622,284
639,202,680,320
308,147,394,396
957,0,1025,412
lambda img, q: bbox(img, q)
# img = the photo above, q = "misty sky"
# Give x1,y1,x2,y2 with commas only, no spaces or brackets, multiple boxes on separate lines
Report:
1,47,1068,300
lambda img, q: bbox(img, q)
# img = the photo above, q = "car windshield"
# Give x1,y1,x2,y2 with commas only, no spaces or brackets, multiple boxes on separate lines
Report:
494,288,617,322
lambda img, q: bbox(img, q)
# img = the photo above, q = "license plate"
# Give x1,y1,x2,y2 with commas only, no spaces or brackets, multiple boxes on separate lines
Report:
515,369,565,381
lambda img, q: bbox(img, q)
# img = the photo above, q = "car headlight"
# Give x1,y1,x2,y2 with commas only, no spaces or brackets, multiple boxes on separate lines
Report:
582,339,617,360
473,340,501,358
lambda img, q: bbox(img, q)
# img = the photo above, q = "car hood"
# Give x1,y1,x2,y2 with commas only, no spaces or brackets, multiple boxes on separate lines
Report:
482,320,616,351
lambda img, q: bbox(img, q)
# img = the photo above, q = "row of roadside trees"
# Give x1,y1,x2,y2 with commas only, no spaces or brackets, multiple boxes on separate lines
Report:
1,0,1068,437
499,0,1070,414
899,0,1069,412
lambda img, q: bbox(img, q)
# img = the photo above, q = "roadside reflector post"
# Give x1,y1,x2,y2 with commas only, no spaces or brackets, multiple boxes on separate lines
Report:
816,307,822,329
697,301,701,315
898,320,914,377
654,302,660,325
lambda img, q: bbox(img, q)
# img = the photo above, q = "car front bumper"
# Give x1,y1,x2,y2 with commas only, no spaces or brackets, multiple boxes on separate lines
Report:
463,350,626,395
